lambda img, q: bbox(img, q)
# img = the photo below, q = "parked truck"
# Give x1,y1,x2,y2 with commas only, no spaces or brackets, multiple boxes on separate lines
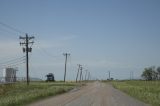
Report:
46,73,55,82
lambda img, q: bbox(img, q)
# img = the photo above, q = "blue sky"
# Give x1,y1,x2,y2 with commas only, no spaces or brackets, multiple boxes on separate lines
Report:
0,0,160,80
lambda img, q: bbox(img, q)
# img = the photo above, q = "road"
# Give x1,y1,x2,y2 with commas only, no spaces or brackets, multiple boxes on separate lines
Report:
28,81,150,106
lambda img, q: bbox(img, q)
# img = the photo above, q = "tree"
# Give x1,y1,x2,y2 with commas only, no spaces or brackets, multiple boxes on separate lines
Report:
152,70,158,80
157,67,160,80
141,66,158,80
141,67,153,80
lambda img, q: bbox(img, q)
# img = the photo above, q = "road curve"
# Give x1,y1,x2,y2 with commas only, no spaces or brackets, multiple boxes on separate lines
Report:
28,81,150,106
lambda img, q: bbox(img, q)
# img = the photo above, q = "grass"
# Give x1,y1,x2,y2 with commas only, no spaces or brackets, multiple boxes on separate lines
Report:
0,81,78,106
111,80,160,106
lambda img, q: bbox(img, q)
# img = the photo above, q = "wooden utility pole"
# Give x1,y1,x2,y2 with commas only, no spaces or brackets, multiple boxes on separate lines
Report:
88,71,90,81
76,64,81,83
63,53,70,82
79,66,83,82
85,70,88,81
19,34,34,85
130,71,134,80
108,71,110,80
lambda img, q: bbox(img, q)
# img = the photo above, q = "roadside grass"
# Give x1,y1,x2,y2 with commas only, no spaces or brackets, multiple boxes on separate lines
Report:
111,80,160,106
0,81,78,106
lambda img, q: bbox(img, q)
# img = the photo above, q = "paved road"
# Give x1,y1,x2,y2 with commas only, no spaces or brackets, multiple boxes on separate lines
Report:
28,82,150,106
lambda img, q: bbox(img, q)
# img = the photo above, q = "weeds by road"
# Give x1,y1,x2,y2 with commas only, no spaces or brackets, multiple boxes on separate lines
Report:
111,81,160,106
0,82,77,106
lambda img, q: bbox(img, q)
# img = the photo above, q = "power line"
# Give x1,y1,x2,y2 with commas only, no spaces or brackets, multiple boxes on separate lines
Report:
36,45,60,58
0,60,25,70
0,26,18,35
0,56,25,65
33,44,63,65
0,59,25,68
34,38,61,59
0,56,24,72
0,21,25,34
0,28,18,39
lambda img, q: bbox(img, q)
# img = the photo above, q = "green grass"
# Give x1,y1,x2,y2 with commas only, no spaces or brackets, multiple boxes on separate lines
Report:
111,80,160,106
0,82,77,106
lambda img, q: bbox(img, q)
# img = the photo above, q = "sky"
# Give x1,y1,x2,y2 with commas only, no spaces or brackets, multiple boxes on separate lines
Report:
0,0,160,80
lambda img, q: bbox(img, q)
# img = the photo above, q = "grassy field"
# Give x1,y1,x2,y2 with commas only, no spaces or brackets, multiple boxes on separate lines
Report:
0,81,78,106
111,80,160,106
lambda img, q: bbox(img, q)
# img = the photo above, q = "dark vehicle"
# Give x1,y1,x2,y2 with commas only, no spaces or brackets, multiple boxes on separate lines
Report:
46,73,55,82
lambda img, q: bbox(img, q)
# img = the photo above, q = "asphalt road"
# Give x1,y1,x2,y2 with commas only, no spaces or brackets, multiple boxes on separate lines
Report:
28,81,150,106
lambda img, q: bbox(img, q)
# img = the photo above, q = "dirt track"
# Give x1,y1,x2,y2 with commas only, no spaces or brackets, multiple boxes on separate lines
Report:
28,81,150,106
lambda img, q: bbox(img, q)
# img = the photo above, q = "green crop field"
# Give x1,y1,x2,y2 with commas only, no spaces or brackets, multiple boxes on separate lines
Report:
111,81,160,106
0,82,77,106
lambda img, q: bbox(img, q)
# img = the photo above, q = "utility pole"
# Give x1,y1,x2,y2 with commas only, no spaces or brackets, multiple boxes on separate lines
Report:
130,71,134,80
88,71,90,81
79,66,83,82
132,71,134,80
76,64,81,83
130,71,131,80
108,71,110,80
85,70,88,81
63,53,70,82
19,34,34,85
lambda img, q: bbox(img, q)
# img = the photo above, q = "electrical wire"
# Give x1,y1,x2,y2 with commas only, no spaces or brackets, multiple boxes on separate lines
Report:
34,39,62,60
0,22,60,60
0,59,25,67
0,56,25,65
37,45,60,58
0,56,26,70
0,21,26,34
0,28,18,39
0,61,25,70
